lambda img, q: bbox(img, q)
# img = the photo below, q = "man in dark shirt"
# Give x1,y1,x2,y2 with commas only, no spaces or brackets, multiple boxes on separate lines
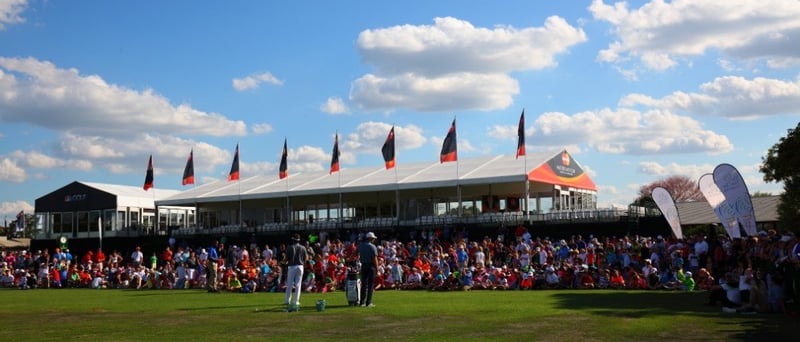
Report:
357,232,379,307
284,233,308,310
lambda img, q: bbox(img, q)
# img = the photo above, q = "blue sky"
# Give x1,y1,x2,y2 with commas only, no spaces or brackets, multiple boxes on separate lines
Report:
1,0,798,219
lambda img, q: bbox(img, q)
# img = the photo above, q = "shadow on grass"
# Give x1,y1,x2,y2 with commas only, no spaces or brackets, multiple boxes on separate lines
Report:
550,290,794,341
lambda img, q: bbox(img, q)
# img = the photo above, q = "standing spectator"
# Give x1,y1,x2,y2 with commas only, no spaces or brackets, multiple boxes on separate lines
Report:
284,233,308,310
357,232,379,307
94,248,106,273
207,241,220,293
130,246,143,268
694,234,709,270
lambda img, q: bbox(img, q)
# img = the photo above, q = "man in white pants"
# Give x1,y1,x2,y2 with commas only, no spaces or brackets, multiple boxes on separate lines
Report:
283,233,308,311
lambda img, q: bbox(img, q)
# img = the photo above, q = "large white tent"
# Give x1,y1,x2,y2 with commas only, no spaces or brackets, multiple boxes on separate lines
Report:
159,149,598,232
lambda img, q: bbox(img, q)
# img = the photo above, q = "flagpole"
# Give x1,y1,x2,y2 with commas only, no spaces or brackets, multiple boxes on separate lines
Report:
455,116,461,218
523,110,529,222
152,183,157,236
98,216,103,251
337,152,343,229
393,124,400,226
238,146,243,229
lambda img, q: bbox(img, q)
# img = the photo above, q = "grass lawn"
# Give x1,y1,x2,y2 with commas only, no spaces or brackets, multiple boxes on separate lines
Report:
0,288,794,341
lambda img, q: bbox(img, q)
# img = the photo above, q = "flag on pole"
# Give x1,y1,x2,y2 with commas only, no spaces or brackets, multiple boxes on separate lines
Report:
440,118,457,163
279,138,289,179
228,144,240,181
330,132,340,174
16,210,24,232
713,163,757,236
182,149,195,185
652,187,683,239
143,155,154,191
516,110,526,159
382,126,396,170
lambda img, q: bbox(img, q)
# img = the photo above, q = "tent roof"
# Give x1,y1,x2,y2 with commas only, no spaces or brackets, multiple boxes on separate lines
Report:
79,182,181,208
158,149,597,206
675,196,779,225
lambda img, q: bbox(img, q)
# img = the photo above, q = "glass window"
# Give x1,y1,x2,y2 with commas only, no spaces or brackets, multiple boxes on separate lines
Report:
77,212,89,233
130,211,140,228
62,212,74,236
117,211,126,230
52,213,62,234
103,210,115,231
89,211,100,232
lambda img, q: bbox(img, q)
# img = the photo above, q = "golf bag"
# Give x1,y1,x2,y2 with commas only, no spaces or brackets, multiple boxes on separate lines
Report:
346,271,361,306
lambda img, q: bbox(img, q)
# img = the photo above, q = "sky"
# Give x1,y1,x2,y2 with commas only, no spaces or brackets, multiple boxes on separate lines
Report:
1,0,798,220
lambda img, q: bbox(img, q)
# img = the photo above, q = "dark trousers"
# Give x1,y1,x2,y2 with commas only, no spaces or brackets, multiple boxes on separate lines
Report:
360,265,376,305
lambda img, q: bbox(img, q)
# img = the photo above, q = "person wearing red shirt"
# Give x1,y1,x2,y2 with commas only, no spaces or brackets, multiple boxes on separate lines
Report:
94,248,106,272
609,269,626,289
161,246,173,266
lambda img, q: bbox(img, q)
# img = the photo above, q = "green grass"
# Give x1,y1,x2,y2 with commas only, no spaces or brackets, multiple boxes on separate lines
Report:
0,288,794,341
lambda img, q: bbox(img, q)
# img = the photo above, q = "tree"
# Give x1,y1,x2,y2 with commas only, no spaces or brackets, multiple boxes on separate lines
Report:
631,175,704,207
752,191,773,198
760,122,800,232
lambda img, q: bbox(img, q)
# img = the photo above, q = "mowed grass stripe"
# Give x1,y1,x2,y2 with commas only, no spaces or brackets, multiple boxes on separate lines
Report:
0,289,792,341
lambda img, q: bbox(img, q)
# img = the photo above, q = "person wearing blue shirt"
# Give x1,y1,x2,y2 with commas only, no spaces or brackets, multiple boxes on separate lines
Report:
207,241,220,293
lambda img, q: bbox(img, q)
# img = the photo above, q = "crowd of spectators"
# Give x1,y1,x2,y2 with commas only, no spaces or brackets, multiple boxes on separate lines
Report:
1,226,798,315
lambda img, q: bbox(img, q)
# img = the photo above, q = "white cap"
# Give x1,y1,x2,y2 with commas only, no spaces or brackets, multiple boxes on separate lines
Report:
366,232,377,239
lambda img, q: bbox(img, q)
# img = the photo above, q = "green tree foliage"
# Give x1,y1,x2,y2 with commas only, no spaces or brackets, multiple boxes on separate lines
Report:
761,122,800,232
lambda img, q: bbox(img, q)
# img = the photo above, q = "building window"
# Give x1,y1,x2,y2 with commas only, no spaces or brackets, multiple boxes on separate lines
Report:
89,211,101,232
62,212,74,236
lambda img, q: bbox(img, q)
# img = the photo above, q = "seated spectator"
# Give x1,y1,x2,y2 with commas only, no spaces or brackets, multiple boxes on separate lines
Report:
597,269,610,289
609,269,625,289
1,269,15,287
696,268,715,291
767,273,786,314
228,273,243,292
578,267,595,289
544,266,560,289
679,271,695,291
738,269,768,313
460,269,473,291
707,273,742,312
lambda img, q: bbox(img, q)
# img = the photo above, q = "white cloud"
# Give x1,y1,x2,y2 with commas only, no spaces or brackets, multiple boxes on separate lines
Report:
351,16,587,112
8,150,93,172
637,161,716,181
351,72,519,112
53,134,230,174
320,97,349,114
531,108,733,155
0,157,25,182
0,200,33,218
0,57,248,137
620,76,800,120
0,0,27,30
251,123,273,135
590,0,800,71
343,121,426,154
287,145,328,173
232,72,283,91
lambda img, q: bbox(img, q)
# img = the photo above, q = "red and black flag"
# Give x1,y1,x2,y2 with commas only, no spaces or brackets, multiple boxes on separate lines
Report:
228,143,240,181
440,118,457,163
279,138,288,179
143,155,154,191
382,126,396,170
182,149,195,185
516,109,526,159
330,133,340,174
